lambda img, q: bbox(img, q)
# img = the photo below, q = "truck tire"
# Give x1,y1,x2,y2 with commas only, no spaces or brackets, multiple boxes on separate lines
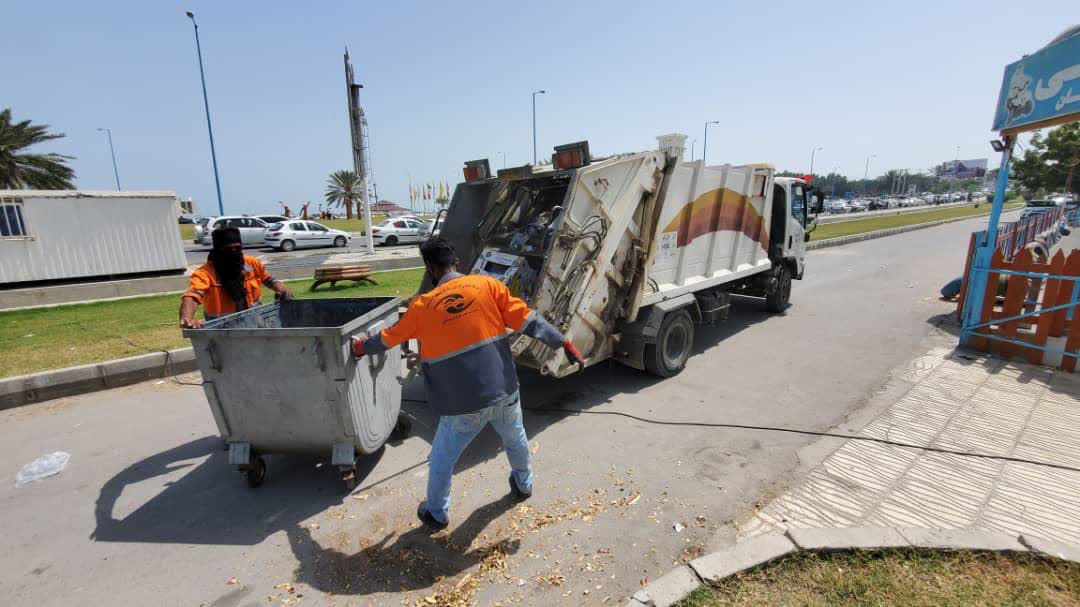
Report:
644,308,694,377
766,263,791,313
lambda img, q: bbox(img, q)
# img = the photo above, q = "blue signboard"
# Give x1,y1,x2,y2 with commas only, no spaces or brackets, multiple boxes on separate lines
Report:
992,28,1080,132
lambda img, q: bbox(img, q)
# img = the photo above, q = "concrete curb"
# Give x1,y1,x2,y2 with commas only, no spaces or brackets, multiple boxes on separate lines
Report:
623,526,1080,606
817,200,983,225
0,348,197,410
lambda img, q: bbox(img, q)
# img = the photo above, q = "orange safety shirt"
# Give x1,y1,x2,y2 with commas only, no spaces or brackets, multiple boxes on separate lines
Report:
182,255,278,318
365,272,566,415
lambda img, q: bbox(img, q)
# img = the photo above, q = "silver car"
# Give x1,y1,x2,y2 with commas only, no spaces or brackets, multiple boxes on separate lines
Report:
264,220,351,251
197,216,269,246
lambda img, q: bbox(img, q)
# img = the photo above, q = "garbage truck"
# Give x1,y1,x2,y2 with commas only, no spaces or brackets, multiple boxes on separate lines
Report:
432,135,823,378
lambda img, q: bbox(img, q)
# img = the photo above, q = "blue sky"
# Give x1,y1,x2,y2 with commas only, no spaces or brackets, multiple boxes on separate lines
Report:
3,1,1076,214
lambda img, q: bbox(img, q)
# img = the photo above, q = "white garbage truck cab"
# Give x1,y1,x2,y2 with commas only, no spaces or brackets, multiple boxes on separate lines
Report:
431,136,822,378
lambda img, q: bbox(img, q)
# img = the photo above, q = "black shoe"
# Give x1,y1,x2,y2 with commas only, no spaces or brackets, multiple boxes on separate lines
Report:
508,475,532,501
416,502,448,531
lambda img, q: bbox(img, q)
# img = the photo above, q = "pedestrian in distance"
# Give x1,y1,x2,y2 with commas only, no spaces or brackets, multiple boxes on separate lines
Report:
179,227,293,328
351,236,585,530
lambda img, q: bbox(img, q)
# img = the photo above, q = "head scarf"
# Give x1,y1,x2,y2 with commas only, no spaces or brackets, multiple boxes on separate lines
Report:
208,227,248,311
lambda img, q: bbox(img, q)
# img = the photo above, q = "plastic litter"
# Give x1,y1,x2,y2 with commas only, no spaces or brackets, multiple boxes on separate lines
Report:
15,451,70,487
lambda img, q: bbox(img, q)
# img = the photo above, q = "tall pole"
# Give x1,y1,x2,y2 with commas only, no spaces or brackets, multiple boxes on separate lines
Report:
97,128,121,190
532,90,545,165
702,120,719,165
948,145,960,196
690,139,697,162
185,12,224,216
344,48,374,254
863,154,875,195
809,146,823,176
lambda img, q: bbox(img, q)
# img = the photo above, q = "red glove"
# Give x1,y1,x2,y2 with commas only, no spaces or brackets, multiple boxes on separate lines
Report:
563,339,585,371
351,336,367,357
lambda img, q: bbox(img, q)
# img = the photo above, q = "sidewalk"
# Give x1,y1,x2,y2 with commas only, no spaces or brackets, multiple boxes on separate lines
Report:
739,326,1080,546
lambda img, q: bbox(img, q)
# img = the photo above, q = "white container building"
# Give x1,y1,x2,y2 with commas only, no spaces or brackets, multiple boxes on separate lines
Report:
0,191,188,285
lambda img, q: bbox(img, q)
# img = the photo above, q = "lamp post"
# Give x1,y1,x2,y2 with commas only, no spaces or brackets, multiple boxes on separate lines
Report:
497,152,507,169
702,121,719,165
863,154,876,195
185,11,224,216
690,139,697,161
809,146,823,176
532,90,546,165
96,128,121,190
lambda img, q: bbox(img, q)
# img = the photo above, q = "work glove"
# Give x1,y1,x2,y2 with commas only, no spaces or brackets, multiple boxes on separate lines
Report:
351,336,367,358
276,289,295,301
563,339,586,372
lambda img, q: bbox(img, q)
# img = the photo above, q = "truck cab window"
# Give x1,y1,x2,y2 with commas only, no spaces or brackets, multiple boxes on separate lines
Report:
791,184,807,226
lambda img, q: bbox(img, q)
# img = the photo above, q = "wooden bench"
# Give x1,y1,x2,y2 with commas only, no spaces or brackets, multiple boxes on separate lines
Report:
310,264,378,291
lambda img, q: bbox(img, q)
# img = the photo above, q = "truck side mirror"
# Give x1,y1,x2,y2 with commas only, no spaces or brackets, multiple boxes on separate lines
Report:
812,191,825,214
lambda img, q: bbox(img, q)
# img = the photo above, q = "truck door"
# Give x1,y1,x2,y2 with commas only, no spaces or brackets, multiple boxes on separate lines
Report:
787,182,808,276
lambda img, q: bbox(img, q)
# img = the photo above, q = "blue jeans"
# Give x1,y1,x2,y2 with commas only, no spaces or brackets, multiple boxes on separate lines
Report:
426,393,532,524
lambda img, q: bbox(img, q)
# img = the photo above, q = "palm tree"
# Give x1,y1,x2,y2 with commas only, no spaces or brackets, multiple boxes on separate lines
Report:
0,109,75,189
325,170,361,220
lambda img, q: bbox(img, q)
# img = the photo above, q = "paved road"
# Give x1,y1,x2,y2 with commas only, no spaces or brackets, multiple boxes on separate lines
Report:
2,213,1018,606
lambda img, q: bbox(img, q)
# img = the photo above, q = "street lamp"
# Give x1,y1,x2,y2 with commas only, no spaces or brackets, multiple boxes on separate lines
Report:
690,139,697,162
96,128,121,190
186,11,224,216
809,146,823,176
497,152,507,169
532,90,546,165
863,154,876,195
702,120,719,165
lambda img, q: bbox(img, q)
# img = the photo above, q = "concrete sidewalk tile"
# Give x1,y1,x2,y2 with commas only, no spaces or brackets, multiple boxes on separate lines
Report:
787,527,910,551
624,596,650,607
899,527,1027,552
689,532,796,583
1019,534,1080,564
634,566,700,607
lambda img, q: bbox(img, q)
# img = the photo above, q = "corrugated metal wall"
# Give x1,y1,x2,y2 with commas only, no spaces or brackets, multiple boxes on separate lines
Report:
0,192,188,284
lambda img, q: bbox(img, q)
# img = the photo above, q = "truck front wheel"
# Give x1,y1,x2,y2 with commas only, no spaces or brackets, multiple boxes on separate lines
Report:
766,263,792,313
644,309,694,377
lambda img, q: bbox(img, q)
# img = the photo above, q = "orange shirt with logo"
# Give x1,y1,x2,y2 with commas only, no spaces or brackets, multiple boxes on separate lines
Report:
182,255,272,317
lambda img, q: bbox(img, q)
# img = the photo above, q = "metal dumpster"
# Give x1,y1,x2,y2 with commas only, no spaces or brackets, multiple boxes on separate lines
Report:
182,297,408,488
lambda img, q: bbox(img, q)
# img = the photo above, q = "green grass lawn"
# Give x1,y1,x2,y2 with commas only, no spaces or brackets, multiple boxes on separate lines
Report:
178,223,195,241
679,549,1080,606
811,201,1024,241
0,268,425,378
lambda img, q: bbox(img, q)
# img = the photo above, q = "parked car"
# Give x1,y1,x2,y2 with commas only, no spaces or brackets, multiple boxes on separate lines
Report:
264,220,351,251
197,216,269,246
192,216,213,243
255,214,289,225
371,217,428,245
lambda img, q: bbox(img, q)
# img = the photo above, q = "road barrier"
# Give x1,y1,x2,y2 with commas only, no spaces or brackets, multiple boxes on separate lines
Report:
957,207,1080,370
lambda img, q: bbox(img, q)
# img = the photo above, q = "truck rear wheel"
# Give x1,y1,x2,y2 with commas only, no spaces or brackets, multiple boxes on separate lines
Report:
644,309,694,377
766,263,792,313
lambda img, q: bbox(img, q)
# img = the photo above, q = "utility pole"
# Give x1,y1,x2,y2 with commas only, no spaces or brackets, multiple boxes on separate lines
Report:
532,90,546,165
809,146,823,176
863,154,876,196
344,47,375,254
702,121,719,165
185,12,224,216
96,128,121,190
690,139,697,162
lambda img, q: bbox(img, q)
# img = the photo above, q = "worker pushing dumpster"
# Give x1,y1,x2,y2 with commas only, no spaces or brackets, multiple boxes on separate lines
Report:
182,297,411,489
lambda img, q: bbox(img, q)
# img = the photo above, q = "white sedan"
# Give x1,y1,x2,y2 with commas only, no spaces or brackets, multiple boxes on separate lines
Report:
264,220,351,252
371,217,429,246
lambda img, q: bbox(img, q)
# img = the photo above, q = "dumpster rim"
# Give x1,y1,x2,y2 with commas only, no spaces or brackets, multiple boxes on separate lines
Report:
181,297,402,339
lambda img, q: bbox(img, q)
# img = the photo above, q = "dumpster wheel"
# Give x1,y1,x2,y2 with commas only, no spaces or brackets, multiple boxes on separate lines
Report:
245,456,267,488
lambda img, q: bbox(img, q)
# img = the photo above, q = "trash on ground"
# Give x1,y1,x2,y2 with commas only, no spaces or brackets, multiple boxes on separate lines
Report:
15,451,70,487
673,522,685,533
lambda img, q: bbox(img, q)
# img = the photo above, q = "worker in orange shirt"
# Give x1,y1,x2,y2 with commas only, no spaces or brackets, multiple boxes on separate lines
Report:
352,237,585,530
179,227,292,328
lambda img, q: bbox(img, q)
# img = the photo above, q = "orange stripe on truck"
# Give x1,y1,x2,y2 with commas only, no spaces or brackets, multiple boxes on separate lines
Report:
661,187,768,248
